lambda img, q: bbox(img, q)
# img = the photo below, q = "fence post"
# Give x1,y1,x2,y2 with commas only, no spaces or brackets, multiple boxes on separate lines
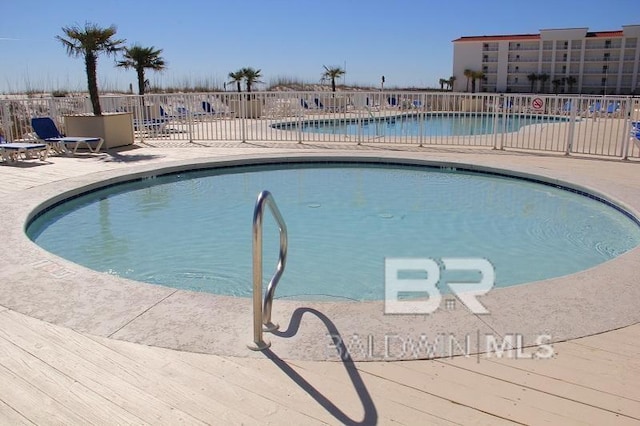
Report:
1,101,13,141
565,96,577,155
492,95,499,150
621,97,632,160
241,95,247,142
187,98,194,143
498,96,508,150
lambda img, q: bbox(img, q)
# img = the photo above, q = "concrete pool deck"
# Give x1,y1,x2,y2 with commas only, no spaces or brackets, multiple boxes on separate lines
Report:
0,142,639,424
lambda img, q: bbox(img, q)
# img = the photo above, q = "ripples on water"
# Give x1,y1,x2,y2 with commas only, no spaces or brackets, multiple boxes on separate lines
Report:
28,164,640,301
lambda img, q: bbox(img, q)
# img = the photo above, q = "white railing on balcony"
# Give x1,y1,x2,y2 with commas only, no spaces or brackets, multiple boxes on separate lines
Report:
1,91,638,160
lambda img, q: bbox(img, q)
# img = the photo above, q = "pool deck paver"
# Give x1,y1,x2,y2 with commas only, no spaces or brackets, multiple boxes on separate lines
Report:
0,142,639,425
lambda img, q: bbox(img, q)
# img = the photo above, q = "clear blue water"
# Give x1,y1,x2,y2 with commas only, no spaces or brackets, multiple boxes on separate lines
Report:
27,163,640,301
272,114,568,137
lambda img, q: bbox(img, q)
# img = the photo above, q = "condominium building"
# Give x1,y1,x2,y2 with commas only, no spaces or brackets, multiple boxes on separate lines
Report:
452,25,640,94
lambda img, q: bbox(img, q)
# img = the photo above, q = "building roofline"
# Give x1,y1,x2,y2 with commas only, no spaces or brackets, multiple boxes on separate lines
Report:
586,31,624,37
453,28,627,42
452,34,539,42
539,27,589,31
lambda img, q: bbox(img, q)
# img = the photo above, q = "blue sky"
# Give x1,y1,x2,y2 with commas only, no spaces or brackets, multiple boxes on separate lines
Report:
1,0,637,93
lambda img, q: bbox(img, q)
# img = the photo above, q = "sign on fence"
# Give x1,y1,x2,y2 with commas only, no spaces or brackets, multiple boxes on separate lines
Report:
531,97,545,111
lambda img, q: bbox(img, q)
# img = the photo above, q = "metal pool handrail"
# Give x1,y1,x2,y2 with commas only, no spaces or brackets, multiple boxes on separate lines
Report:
248,190,288,351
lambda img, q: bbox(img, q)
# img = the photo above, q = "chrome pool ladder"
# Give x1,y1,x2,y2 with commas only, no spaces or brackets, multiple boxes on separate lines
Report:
248,190,288,351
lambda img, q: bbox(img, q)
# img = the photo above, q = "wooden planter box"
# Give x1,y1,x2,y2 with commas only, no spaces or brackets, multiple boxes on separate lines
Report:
63,112,134,149
461,98,484,112
229,99,262,118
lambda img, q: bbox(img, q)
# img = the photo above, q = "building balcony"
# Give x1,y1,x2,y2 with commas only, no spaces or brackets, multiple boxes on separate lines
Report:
584,42,623,50
509,46,540,51
508,68,538,73
582,70,617,75
583,57,620,62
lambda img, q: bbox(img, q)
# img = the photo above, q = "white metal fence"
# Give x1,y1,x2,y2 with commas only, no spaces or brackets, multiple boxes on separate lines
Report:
1,91,639,159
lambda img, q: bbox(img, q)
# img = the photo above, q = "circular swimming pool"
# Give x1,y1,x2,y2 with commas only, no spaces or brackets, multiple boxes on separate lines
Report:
271,113,569,137
27,161,640,301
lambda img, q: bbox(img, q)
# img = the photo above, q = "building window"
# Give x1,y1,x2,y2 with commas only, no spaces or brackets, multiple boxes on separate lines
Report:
563,53,567,60
514,77,519,83
562,65,566,72
516,43,520,49
603,65,608,73
515,66,519,72
563,41,568,48
601,77,607,85
516,54,520,60
604,52,610,61
483,43,488,50
605,40,611,48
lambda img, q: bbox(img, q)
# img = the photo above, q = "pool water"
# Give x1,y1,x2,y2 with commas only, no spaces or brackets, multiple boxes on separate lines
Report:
27,163,640,301
272,114,568,137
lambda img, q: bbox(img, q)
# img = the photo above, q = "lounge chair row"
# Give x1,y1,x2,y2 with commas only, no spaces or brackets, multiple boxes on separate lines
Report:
0,117,103,164
132,101,233,137
559,100,622,116
631,122,640,148
300,96,421,112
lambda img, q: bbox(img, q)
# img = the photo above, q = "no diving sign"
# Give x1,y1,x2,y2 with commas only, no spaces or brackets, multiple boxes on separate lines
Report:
531,97,545,111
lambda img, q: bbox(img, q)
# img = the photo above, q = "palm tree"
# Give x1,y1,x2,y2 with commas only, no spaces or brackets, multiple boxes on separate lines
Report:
439,78,447,90
57,22,125,116
228,70,244,93
471,71,484,93
241,67,263,93
463,69,473,92
565,75,577,93
321,65,346,92
448,75,456,91
551,78,563,94
537,73,549,93
117,45,166,96
527,73,538,93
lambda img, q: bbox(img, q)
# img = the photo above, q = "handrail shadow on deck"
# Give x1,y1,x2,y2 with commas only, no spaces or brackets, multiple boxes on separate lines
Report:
263,307,378,426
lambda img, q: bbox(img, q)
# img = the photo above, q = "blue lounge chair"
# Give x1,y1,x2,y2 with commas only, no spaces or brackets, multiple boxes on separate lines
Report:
588,101,602,114
202,101,215,113
202,101,232,117
630,122,640,147
0,135,50,162
31,117,103,154
605,102,620,115
561,100,572,114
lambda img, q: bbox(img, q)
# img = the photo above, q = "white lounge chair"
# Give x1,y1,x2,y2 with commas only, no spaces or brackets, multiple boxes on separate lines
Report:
31,117,104,154
133,117,169,137
0,136,50,162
